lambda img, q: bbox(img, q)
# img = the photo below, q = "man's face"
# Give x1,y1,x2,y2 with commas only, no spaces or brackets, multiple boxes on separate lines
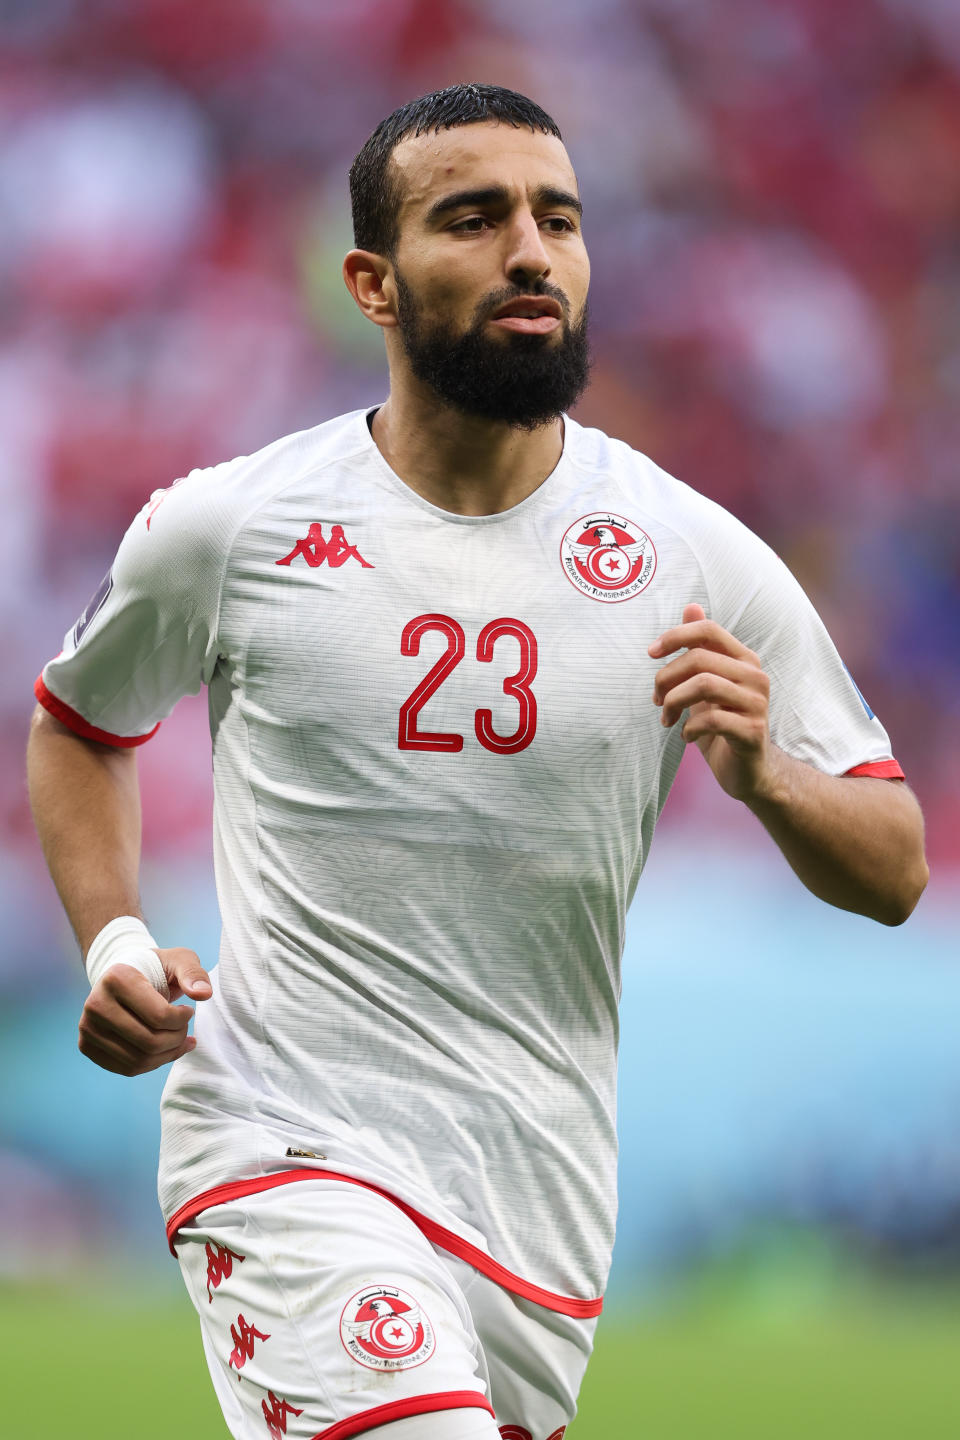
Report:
385,121,591,428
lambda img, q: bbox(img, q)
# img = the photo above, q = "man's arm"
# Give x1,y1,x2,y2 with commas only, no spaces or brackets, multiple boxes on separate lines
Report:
650,605,929,926
27,705,144,953
27,704,211,1073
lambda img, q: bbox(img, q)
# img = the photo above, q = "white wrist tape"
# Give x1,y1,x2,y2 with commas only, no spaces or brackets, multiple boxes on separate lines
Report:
85,916,170,999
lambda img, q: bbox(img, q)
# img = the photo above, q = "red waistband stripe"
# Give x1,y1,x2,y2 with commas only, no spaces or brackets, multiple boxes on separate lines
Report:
166,1168,604,1319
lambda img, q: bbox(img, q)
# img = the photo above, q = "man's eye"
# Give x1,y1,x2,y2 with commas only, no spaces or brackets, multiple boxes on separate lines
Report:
542,216,575,233
451,216,490,232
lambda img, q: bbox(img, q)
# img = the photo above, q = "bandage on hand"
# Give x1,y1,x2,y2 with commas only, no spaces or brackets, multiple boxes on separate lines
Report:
84,915,170,999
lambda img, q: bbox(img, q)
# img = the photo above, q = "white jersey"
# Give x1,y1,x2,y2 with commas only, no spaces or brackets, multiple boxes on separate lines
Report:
37,409,901,1311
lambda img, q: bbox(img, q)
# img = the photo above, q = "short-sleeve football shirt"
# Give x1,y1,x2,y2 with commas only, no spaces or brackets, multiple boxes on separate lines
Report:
37,410,902,1312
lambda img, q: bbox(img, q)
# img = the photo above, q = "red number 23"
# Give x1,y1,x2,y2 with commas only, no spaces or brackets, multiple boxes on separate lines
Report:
398,614,538,755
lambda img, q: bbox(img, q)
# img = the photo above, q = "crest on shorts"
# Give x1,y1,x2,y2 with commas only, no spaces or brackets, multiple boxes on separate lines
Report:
560,512,656,603
339,1285,435,1371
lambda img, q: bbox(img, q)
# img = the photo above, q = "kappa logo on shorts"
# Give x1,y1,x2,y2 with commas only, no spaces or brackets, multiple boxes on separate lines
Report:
560,512,656,603
339,1284,435,1371
205,1241,245,1302
228,1313,270,1370
262,1391,304,1439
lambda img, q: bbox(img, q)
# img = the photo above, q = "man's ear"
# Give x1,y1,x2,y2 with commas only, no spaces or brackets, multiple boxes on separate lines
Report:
343,250,398,329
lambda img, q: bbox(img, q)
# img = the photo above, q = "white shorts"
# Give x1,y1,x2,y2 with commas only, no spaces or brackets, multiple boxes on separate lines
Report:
174,1177,597,1440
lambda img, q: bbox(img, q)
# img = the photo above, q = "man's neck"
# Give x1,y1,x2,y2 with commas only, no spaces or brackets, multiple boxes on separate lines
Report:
370,388,564,517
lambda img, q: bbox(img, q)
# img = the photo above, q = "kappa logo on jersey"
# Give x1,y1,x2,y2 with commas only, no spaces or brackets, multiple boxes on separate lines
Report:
144,475,186,531
339,1284,435,1371
276,523,374,570
560,512,656,603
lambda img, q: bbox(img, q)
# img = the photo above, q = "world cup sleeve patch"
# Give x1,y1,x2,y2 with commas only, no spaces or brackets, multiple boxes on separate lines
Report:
72,568,114,645
339,1285,436,1371
560,512,656,602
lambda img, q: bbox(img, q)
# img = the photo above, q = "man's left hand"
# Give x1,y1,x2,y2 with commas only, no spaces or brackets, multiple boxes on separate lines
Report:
649,602,776,803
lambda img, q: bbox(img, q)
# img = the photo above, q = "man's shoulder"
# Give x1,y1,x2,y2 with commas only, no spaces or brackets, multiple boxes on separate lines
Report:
565,419,804,622
564,417,757,546
137,409,373,543
173,408,371,505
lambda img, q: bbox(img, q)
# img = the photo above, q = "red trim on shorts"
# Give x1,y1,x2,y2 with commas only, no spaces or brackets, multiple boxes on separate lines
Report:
166,1169,604,1319
313,1391,495,1440
34,675,159,748
843,758,904,780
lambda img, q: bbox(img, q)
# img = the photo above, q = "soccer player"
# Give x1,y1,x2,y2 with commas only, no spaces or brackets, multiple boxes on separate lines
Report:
27,85,927,1440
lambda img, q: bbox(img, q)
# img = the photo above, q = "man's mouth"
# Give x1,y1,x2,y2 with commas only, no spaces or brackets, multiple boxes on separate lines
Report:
489,296,563,335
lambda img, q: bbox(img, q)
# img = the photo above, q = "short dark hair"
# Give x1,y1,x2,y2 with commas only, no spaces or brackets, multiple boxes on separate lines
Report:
349,83,563,258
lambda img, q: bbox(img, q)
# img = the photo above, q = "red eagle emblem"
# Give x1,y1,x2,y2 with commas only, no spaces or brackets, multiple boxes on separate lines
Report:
339,1285,435,1371
560,511,656,603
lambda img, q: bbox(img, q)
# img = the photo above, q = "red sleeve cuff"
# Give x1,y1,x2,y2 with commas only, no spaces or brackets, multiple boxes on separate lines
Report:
34,674,159,748
843,758,904,780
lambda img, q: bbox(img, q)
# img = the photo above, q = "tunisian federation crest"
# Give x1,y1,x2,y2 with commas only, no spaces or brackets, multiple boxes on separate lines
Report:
340,1285,435,1371
560,512,656,603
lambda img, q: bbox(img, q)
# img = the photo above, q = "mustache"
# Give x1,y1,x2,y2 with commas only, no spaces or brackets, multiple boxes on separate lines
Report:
472,281,571,325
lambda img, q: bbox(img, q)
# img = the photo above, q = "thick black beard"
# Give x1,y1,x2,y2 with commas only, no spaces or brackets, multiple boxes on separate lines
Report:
394,271,591,430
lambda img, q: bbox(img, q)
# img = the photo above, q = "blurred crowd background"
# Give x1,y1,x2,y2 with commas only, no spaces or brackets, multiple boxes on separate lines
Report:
2,1,959,1422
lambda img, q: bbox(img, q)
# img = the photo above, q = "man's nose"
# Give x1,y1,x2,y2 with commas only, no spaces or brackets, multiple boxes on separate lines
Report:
504,212,551,286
